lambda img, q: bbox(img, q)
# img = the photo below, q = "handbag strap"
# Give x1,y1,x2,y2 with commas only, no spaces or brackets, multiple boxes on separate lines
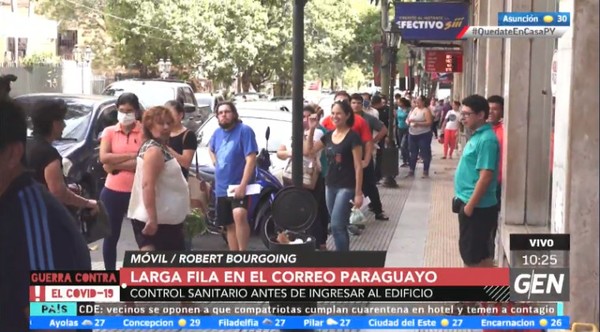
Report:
182,129,190,145
192,131,200,178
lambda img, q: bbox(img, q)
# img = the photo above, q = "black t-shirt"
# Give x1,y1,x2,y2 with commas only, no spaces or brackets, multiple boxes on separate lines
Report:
25,136,62,187
168,129,198,178
320,130,362,189
0,172,91,330
378,106,390,128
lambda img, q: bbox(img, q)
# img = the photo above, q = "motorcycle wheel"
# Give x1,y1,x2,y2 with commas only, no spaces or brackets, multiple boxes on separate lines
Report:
257,201,275,249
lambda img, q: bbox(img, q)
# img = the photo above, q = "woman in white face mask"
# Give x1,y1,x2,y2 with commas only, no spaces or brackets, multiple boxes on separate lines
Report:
98,92,144,270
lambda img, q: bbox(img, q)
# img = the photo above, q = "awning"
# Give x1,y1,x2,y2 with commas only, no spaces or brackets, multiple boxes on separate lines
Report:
0,12,57,39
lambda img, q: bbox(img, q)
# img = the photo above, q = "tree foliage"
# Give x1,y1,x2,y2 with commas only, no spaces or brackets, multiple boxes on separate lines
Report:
342,7,381,77
36,0,386,91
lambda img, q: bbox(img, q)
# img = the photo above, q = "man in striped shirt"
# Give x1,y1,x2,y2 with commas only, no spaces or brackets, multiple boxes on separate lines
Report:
0,99,91,330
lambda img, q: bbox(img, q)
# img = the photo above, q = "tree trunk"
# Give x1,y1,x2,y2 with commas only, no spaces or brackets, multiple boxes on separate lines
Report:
241,70,252,93
249,74,263,92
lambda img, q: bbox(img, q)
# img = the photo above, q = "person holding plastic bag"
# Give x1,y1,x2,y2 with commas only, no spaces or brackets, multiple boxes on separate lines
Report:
304,101,363,251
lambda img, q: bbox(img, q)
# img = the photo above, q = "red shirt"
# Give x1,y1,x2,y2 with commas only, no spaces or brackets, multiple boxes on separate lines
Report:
321,114,372,143
492,122,504,184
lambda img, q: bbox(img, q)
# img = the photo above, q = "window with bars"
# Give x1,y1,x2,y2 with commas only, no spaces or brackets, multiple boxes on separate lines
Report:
57,30,78,59
5,37,27,61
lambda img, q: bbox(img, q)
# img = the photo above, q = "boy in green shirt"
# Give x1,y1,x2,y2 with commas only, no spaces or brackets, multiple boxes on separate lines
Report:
454,94,499,267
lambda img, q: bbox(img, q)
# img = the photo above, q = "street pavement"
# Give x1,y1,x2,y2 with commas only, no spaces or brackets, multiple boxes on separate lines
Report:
90,142,472,332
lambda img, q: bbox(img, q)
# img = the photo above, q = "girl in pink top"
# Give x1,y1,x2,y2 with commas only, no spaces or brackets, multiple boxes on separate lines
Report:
98,93,143,270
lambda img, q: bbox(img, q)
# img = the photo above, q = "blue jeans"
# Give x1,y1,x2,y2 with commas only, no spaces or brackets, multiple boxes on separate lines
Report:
325,186,355,251
409,131,433,172
100,187,131,270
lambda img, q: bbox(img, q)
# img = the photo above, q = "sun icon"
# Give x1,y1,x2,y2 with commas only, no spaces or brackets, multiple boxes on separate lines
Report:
543,15,554,23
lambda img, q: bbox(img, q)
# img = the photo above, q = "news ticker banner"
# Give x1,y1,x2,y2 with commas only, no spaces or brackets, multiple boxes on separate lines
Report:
29,234,570,303
29,315,570,330
30,302,561,317
457,12,571,39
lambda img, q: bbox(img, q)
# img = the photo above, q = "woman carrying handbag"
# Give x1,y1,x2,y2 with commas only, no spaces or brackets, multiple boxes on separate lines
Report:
278,104,330,250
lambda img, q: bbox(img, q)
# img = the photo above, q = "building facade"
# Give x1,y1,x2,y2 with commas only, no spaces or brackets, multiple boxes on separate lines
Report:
453,0,598,325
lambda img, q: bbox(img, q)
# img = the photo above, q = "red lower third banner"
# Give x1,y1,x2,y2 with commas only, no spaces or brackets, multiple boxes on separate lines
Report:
29,285,120,302
119,268,508,287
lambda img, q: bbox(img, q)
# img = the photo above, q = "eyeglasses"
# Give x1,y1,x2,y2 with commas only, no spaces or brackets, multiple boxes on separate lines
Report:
460,111,475,117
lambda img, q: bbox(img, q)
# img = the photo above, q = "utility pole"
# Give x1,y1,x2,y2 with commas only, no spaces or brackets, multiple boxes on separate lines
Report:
291,0,306,187
380,0,390,96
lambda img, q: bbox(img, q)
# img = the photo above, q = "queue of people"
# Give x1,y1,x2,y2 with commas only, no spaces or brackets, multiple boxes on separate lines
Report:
0,87,508,330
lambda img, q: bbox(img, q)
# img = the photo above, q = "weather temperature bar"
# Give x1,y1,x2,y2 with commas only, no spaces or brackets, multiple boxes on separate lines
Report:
31,315,569,330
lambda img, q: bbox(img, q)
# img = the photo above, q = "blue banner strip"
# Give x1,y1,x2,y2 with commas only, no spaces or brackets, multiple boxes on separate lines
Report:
30,315,570,330
497,12,571,26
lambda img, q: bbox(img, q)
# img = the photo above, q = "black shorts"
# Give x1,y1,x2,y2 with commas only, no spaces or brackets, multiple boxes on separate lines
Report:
131,219,185,250
216,196,249,226
457,200,499,266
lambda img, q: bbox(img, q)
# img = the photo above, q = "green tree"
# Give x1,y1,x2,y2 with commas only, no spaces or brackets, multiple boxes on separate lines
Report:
342,6,381,76
105,0,205,77
196,0,271,89
342,64,366,91
304,0,356,90
242,0,292,92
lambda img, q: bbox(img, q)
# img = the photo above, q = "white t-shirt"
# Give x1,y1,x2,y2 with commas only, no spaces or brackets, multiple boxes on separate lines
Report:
285,129,324,169
366,107,379,119
444,110,460,130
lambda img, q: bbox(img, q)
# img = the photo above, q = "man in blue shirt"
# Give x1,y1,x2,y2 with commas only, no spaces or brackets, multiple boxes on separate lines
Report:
454,95,499,267
209,102,258,251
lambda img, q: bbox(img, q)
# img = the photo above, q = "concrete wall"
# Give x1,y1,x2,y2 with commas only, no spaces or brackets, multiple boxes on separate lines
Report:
0,8,58,62
0,64,62,96
462,0,599,325
0,60,94,96
552,0,599,324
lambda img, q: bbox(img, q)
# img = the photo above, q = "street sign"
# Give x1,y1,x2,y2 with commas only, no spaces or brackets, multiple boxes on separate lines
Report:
394,2,469,40
425,50,463,73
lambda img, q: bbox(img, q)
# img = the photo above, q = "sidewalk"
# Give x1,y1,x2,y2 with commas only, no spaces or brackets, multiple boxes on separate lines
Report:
89,142,465,332
362,142,476,332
